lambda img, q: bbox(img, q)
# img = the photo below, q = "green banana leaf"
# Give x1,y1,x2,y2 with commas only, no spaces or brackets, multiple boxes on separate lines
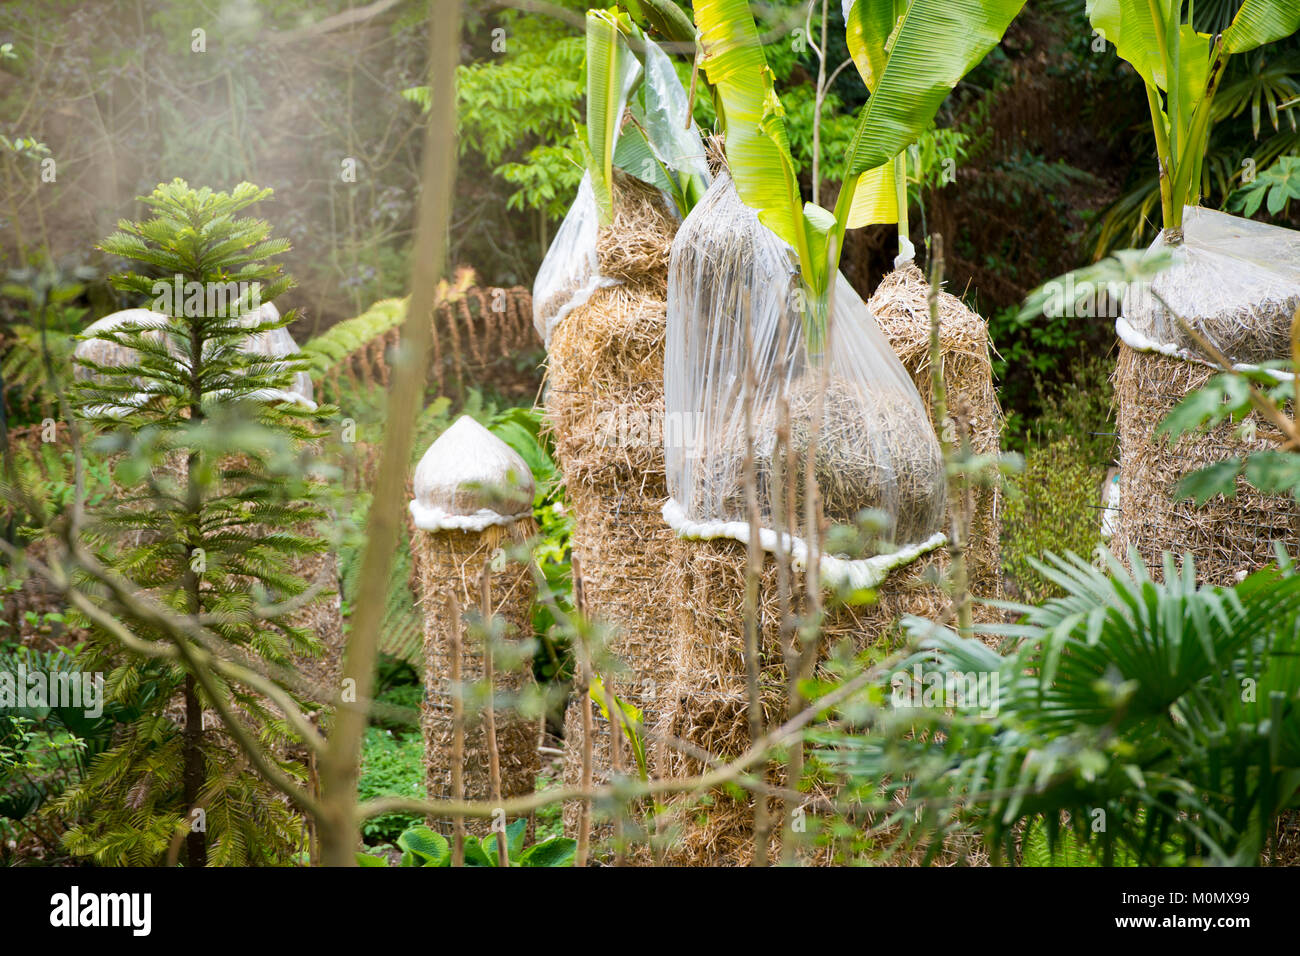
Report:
693,0,808,259
840,0,1029,180
615,35,710,214
625,0,696,44
835,0,1028,241
587,8,643,224
1086,0,1172,90
1222,0,1300,55
844,0,899,95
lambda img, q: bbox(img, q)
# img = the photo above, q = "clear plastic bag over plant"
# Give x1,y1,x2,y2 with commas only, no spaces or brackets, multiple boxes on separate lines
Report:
532,32,708,347
663,174,946,572
1118,206,1300,366
531,173,620,347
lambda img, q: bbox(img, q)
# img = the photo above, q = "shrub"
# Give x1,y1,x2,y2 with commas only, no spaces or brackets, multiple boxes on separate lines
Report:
1002,436,1104,604
357,726,424,845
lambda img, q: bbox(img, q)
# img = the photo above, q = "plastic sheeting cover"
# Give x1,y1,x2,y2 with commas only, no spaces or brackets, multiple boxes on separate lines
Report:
1121,206,1300,366
664,173,946,558
532,37,709,348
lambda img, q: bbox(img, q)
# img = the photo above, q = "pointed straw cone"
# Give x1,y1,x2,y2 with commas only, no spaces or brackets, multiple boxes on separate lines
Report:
869,262,1004,601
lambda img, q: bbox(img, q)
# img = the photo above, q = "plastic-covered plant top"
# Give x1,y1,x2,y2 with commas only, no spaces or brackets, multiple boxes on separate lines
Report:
531,31,709,346
1118,207,1300,367
663,174,946,585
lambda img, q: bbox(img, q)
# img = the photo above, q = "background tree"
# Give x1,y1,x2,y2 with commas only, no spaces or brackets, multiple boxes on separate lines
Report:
58,180,334,866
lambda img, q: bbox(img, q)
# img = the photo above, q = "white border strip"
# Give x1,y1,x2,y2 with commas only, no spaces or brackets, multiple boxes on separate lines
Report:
1116,317,1293,382
662,498,946,591
409,499,531,533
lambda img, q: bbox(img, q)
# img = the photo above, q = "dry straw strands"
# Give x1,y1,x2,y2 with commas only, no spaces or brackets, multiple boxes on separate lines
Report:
1111,343,1299,585
652,536,951,866
756,376,945,546
543,174,681,847
869,262,1004,599
415,519,540,833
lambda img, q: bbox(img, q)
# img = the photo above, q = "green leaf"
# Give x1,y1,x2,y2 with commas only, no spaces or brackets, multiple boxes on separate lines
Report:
483,817,528,864
1156,374,1250,440
614,118,684,207
517,836,578,867
590,675,649,780
841,0,1030,179
1174,459,1243,505
355,851,390,867
396,825,451,867
845,160,899,229
1222,0,1300,55
1086,0,1173,90
626,0,697,44
587,9,643,223
693,0,806,255
1243,450,1300,496
461,834,494,867
843,0,899,95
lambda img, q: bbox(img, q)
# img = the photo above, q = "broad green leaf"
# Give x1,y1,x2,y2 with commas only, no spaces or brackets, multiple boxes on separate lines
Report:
1222,0,1300,55
517,836,578,867
1243,450,1300,496
842,0,1029,179
843,0,900,93
1171,25,1211,143
355,851,389,867
1086,0,1173,90
801,201,838,295
694,0,805,254
614,119,684,205
587,9,643,223
590,674,650,779
461,834,494,867
1156,373,1251,440
845,161,899,229
625,0,697,43
396,825,451,867
638,36,711,197
483,817,529,864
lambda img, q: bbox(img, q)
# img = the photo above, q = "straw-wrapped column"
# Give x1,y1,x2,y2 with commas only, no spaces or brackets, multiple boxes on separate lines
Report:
1111,210,1300,584
540,175,681,843
654,175,951,866
410,415,539,831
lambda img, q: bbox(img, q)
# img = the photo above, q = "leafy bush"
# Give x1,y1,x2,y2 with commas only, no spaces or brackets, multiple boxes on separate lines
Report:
821,553,1300,866
358,818,575,868
1002,436,1104,604
357,726,425,845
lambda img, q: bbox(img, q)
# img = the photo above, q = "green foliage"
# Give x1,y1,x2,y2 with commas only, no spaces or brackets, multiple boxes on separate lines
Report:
298,297,406,383
360,819,576,867
1002,437,1105,605
1155,364,1299,505
0,642,125,863
1091,23,1300,255
1021,814,1139,867
488,405,574,688
1228,154,1300,217
820,552,1300,866
410,13,586,223
357,726,424,844
0,300,86,423
1013,355,1115,464
56,179,334,866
